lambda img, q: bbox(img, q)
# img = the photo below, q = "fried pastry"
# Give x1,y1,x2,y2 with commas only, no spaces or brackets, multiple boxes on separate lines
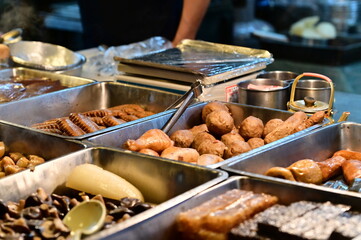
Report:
57,118,86,136
82,109,112,117
102,115,126,127
69,113,101,133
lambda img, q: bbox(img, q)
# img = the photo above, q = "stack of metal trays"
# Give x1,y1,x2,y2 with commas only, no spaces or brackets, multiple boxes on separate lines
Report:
100,176,361,239
0,81,181,140
86,101,328,168
0,67,96,102
0,146,227,239
0,121,86,197
222,122,361,194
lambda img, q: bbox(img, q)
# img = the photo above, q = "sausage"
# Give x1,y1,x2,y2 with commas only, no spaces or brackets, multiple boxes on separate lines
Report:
264,167,296,181
160,146,200,163
287,159,323,184
197,154,224,166
342,160,361,184
264,111,308,144
316,156,346,182
293,111,326,133
138,148,160,157
333,150,361,161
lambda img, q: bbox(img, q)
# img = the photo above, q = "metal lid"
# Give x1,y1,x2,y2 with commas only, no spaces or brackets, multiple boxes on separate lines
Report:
288,99,329,113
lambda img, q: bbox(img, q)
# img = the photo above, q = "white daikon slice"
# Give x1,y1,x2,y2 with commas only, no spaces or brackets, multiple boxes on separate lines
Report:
66,164,144,201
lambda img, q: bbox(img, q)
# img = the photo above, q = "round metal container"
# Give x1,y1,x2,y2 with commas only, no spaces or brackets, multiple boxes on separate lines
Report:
295,79,331,103
8,41,86,76
238,78,291,110
257,71,299,83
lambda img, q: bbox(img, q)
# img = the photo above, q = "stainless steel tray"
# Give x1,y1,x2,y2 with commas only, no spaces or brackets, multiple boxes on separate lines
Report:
0,81,181,140
0,146,227,239
86,101,326,168
102,176,361,240
222,121,361,193
0,121,86,187
0,67,96,97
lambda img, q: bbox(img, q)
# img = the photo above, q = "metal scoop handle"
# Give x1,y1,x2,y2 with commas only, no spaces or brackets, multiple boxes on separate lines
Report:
162,80,203,133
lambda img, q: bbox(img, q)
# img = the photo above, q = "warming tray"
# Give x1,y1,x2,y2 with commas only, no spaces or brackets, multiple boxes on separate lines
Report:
103,176,361,240
0,67,96,101
86,101,327,168
0,121,86,184
0,146,227,239
222,121,361,193
0,81,181,140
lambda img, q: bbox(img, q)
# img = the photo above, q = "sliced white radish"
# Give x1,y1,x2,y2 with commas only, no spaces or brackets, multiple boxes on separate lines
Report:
66,164,144,201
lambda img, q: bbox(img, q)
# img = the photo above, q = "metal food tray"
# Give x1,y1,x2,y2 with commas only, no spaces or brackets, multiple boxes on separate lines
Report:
0,146,227,239
222,121,361,193
0,81,181,140
0,67,96,95
103,176,361,240
0,121,86,194
86,101,327,168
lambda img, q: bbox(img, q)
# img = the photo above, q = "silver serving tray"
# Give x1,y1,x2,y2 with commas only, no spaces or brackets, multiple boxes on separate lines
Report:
222,121,361,193
101,176,361,240
86,101,327,168
0,81,181,140
0,146,227,239
0,67,95,94
0,121,86,191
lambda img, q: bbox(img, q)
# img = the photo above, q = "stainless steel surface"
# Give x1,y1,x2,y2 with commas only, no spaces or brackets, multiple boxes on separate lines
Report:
222,121,361,193
0,67,95,88
237,78,291,110
0,121,86,182
9,41,85,70
295,79,332,103
104,176,361,240
0,81,181,139
86,101,325,168
0,146,227,239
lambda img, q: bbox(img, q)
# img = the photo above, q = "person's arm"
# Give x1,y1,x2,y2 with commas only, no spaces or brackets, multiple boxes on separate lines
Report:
172,0,211,46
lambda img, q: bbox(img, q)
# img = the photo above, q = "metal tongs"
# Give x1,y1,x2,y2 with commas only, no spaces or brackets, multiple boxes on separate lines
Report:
162,80,203,134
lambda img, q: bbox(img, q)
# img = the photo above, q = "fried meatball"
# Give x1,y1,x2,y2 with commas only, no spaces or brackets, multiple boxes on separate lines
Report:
197,154,224,166
196,140,226,157
239,116,264,139
170,129,194,148
189,124,208,136
221,132,245,146
192,132,216,150
263,118,284,138
247,138,265,150
160,146,199,163
223,141,252,159
201,101,229,122
206,110,234,136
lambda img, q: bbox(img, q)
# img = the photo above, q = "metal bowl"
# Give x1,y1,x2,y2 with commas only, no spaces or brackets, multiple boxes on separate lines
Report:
8,41,86,75
238,78,291,110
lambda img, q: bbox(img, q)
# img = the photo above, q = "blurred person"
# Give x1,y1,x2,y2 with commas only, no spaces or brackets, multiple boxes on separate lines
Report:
77,0,211,48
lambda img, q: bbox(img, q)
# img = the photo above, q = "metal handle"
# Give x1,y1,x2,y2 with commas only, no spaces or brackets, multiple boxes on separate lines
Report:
162,80,203,133
289,72,334,114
